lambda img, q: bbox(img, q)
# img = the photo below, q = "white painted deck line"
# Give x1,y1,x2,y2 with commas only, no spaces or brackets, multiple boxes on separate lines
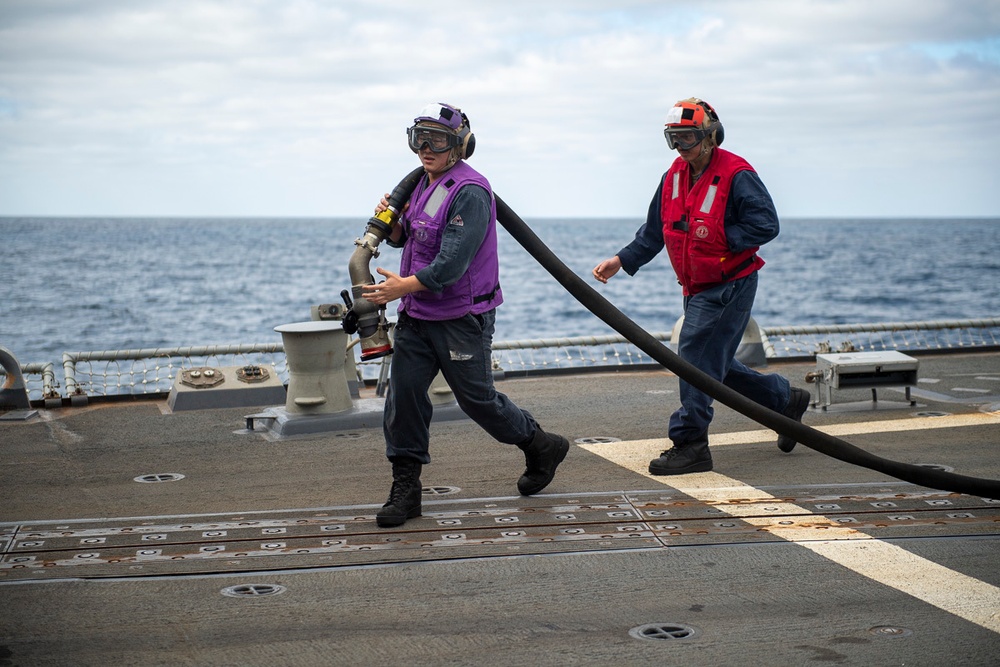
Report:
581,412,1000,634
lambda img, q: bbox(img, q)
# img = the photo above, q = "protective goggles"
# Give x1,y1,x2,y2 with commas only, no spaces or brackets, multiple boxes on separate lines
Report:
407,125,461,154
664,127,709,151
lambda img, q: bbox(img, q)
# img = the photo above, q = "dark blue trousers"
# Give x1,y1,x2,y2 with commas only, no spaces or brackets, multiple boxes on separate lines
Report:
384,310,536,464
668,272,791,444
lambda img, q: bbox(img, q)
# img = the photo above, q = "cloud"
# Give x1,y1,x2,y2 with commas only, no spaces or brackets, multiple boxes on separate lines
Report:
1,0,998,217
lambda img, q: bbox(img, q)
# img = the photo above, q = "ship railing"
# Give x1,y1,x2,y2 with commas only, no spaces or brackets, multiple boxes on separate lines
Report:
5,318,1000,403
760,318,1000,357
20,363,59,401
57,344,287,404
491,332,672,373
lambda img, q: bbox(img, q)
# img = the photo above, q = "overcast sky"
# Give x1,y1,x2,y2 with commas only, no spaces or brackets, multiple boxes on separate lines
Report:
1,0,998,219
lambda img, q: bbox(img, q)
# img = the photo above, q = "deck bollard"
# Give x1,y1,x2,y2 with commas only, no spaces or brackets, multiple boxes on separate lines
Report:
0,346,32,411
274,321,353,415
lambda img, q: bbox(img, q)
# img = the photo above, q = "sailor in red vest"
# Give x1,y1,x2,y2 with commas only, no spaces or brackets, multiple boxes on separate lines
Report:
593,98,810,475
363,103,570,526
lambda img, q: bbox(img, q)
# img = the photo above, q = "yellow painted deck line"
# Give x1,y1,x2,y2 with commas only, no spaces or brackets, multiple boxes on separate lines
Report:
581,431,1000,633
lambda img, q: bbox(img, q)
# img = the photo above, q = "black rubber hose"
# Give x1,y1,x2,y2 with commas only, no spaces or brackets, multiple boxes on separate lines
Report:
387,167,425,214
494,194,1000,499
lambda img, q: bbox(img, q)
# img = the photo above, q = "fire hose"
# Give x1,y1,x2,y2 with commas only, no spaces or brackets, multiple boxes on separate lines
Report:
342,167,999,498
492,194,1000,500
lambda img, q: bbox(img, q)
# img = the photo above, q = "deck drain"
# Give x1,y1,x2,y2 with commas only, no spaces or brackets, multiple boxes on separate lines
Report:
221,583,286,598
914,411,950,417
629,622,700,641
575,436,621,444
134,473,185,483
423,485,461,496
915,463,955,473
332,432,364,440
869,625,912,638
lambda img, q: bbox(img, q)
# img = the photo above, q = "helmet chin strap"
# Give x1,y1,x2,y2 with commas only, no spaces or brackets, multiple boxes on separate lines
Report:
687,142,713,180
696,133,718,156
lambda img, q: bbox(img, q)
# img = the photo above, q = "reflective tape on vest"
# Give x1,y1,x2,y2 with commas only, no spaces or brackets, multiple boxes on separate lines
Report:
700,183,718,213
423,181,451,218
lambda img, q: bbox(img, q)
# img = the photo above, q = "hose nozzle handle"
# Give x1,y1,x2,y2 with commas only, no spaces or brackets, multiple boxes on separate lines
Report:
340,290,359,335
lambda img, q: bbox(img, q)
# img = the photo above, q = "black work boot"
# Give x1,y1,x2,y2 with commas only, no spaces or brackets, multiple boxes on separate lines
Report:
648,436,712,475
777,387,811,453
516,427,570,496
375,458,422,528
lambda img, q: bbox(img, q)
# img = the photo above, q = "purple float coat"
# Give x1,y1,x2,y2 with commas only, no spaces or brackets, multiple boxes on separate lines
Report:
398,161,503,321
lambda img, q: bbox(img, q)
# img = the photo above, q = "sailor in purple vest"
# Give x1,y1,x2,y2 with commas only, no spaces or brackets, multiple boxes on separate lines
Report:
592,98,810,476
362,103,570,527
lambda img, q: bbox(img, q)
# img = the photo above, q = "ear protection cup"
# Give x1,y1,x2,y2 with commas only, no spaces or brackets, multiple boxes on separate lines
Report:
698,99,725,146
457,111,475,159
711,122,724,146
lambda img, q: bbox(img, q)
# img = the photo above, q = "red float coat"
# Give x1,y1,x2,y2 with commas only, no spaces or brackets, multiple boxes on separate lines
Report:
660,148,765,296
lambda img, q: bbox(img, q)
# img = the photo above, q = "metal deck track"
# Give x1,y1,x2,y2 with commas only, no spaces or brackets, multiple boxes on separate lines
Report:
3,485,998,581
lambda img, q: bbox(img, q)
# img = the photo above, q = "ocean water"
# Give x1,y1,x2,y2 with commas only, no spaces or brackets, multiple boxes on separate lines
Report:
2,216,999,366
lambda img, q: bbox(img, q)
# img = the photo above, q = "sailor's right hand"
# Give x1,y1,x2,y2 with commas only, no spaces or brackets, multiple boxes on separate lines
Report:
592,256,622,284
374,193,390,215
